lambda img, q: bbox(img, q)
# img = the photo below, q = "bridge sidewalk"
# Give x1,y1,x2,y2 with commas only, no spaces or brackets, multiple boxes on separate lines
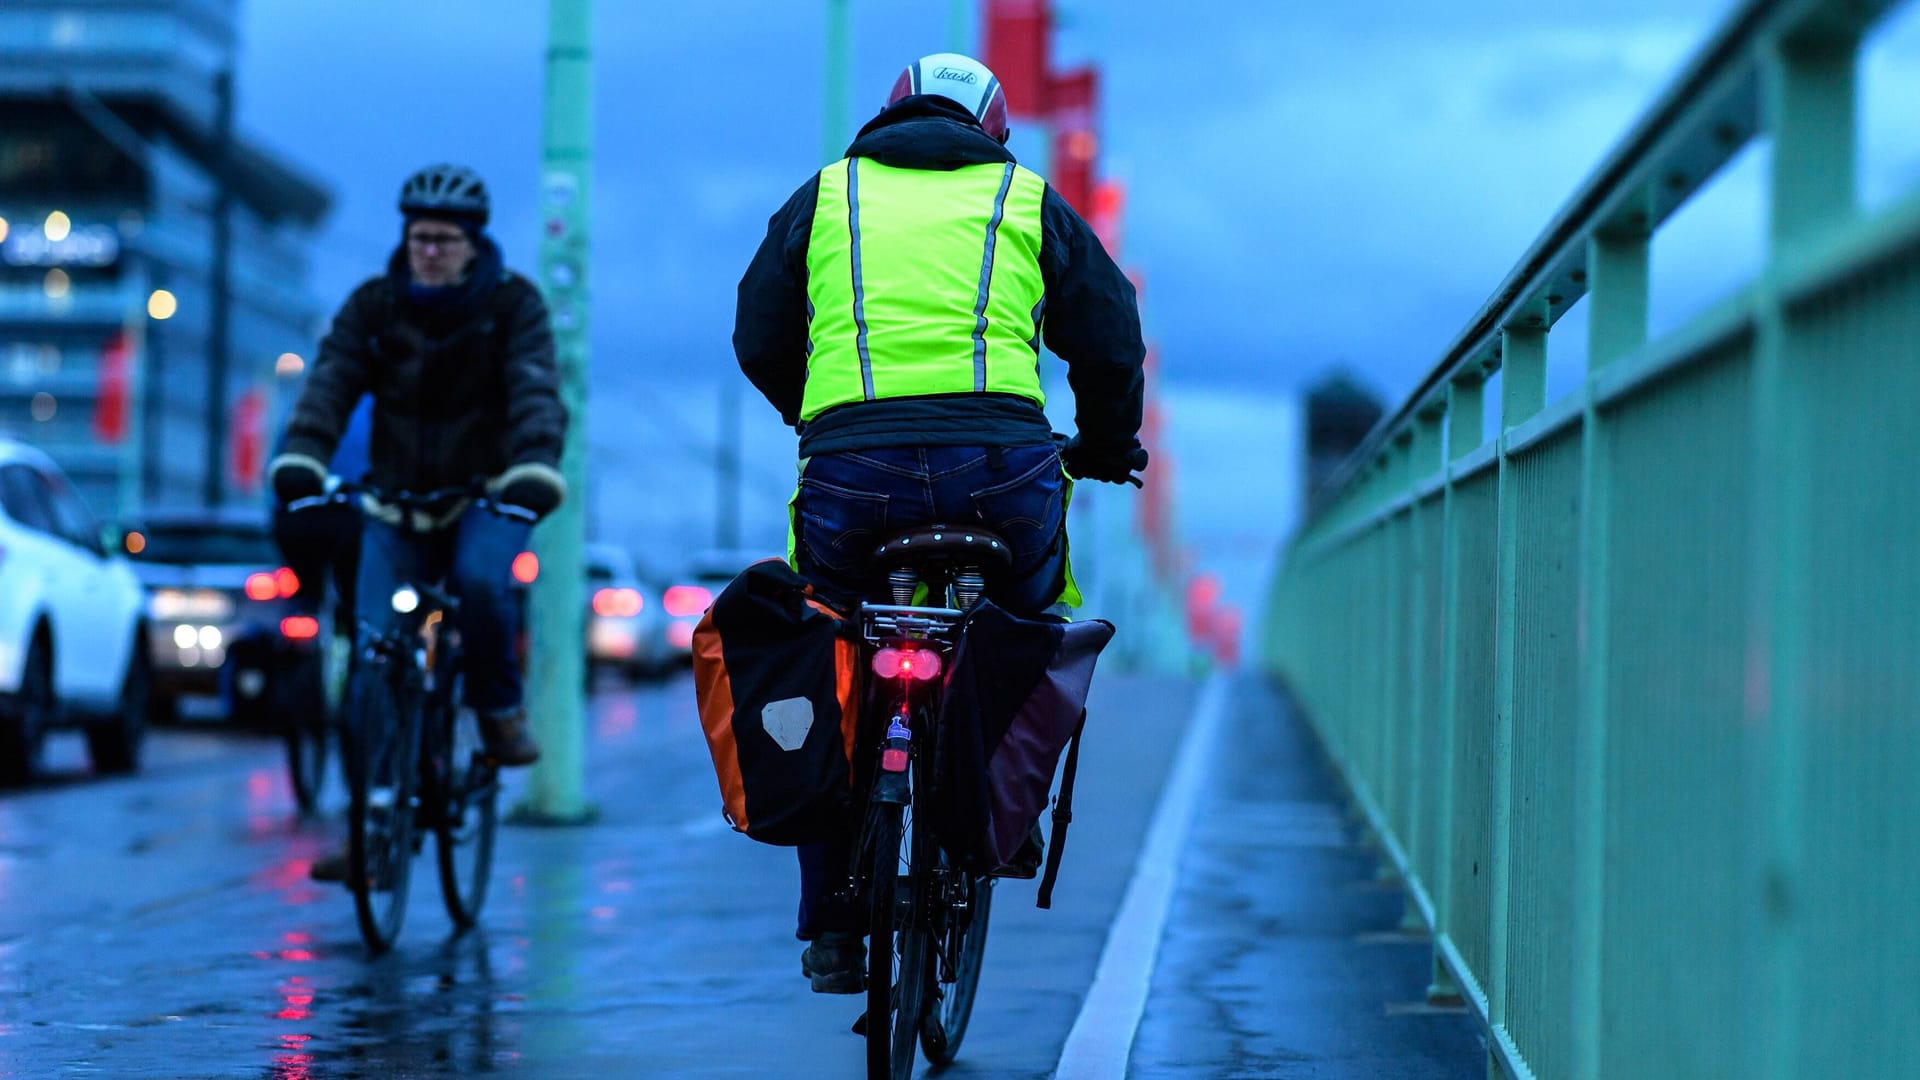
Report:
1127,674,1486,1078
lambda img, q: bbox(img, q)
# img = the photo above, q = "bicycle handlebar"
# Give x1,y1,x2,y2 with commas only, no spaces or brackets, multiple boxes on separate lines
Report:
287,480,538,524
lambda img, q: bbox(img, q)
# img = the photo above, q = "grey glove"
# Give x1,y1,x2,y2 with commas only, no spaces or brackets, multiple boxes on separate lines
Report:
491,463,566,521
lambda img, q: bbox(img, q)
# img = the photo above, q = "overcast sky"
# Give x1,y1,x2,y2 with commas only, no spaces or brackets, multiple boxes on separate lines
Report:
232,1,1920,593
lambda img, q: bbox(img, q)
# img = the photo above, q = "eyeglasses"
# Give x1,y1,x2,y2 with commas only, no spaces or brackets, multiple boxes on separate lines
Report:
407,232,469,251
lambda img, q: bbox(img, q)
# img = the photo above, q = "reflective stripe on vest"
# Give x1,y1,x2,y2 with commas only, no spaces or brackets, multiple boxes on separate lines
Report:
803,158,1047,422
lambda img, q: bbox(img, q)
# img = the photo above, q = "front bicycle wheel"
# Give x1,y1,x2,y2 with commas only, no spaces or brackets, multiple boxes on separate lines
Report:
921,867,993,1064
282,651,329,814
346,662,419,953
437,701,498,927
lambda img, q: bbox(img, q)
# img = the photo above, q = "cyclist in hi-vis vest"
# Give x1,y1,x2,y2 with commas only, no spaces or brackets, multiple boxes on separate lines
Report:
733,52,1148,994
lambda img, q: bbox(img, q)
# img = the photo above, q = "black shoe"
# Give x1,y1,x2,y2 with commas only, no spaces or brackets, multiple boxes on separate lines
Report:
801,931,866,994
480,708,541,766
309,847,351,883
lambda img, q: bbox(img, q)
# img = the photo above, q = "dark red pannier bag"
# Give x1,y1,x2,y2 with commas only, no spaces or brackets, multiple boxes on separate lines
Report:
932,601,1113,905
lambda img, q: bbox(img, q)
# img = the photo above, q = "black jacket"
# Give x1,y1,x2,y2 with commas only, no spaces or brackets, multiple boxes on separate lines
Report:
282,239,567,493
734,96,1147,458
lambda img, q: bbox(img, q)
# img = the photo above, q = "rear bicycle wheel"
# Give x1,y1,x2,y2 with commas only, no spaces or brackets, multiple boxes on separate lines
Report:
865,800,933,1080
437,698,498,928
921,870,993,1064
346,662,419,953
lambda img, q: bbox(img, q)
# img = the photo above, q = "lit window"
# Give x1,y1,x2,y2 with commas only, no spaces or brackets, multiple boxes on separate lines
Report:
275,352,305,376
0,216,9,243
43,211,71,243
30,393,55,422
148,289,177,320
43,269,70,299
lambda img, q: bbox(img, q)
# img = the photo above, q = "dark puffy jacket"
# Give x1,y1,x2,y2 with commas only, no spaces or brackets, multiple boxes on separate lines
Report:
281,240,566,494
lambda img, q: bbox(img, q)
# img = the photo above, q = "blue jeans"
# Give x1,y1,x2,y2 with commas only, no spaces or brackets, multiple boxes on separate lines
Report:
352,503,531,714
792,443,1066,939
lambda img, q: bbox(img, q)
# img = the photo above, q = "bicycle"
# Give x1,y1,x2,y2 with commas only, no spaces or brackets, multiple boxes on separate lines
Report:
289,482,533,953
847,523,1014,1080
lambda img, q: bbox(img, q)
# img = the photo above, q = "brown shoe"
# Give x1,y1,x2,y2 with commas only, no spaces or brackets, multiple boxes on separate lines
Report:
480,708,541,766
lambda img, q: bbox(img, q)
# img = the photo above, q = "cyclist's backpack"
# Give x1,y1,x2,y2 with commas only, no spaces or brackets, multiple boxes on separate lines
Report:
931,601,1114,906
692,559,863,846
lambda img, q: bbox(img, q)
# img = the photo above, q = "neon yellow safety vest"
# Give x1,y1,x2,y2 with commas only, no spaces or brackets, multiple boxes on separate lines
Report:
801,158,1048,421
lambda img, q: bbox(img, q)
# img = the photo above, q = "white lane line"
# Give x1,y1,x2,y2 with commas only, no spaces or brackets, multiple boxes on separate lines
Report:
1055,674,1231,1080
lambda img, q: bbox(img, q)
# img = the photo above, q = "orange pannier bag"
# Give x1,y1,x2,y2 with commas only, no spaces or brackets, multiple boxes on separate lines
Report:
692,560,862,846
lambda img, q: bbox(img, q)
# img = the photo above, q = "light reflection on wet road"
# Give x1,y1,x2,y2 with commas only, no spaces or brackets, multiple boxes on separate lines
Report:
0,673,1198,1078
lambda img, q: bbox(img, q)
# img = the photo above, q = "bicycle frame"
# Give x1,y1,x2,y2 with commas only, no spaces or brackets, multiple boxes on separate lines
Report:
849,557,1000,1078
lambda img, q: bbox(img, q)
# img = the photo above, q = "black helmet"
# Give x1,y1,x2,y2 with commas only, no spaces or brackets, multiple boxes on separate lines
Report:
398,164,490,224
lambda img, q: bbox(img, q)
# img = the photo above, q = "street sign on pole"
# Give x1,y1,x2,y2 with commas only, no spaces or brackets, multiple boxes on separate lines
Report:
514,0,595,826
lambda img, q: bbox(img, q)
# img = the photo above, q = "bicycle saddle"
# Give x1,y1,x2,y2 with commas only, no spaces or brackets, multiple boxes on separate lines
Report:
870,525,1014,572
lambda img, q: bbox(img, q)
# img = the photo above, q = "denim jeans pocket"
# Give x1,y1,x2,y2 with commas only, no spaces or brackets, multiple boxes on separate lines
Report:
967,451,1064,572
796,477,892,575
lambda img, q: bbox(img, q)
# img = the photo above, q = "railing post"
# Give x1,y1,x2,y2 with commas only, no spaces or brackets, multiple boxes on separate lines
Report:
1488,325,1543,1074
1754,20,1859,1078
1569,221,1645,1078
1767,23,1855,257
1415,404,1445,473
1448,376,1485,462
1501,324,1547,431
1428,406,1464,1007
1588,225,1650,370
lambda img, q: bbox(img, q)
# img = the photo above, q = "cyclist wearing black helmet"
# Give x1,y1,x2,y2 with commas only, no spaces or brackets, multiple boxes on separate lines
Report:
270,164,568,882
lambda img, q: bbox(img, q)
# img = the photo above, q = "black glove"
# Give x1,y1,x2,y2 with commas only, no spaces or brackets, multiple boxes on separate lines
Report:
1061,437,1148,487
269,454,327,505
492,464,566,521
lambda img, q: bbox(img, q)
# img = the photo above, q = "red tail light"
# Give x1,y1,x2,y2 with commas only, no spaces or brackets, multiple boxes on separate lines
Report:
592,587,643,617
280,616,320,640
662,585,712,618
274,567,300,598
245,572,278,601
872,646,942,682
512,551,539,584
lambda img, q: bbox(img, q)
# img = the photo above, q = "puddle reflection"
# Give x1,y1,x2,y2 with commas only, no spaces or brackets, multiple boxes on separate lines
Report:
306,932,509,1076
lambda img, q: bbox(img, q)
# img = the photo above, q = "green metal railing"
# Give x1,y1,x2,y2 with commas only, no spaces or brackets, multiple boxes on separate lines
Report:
1261,1,1920,1077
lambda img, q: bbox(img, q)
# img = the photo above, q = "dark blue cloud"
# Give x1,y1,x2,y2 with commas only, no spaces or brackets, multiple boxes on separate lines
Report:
236,1,1761,406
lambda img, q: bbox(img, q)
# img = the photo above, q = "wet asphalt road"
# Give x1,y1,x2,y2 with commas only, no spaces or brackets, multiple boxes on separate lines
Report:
0,672,1200,1079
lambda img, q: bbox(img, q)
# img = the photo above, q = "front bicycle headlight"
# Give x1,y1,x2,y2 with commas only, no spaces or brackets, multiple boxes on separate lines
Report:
391,586,420,614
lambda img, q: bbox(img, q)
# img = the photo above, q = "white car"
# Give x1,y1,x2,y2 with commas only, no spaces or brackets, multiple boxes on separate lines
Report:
0,439,149,784
585,542,671,681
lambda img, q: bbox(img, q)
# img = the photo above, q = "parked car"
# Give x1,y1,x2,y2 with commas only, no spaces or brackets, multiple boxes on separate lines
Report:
0,439,149,784
664,548,779,658
585,542,670,681
124,509,322,727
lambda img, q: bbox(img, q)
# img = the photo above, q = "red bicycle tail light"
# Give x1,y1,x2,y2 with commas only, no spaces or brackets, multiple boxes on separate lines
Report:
662,585,712,618
245,572,278,601
872,646,942,682
280,615,320,640
512,551,540,584
274,567,300,598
